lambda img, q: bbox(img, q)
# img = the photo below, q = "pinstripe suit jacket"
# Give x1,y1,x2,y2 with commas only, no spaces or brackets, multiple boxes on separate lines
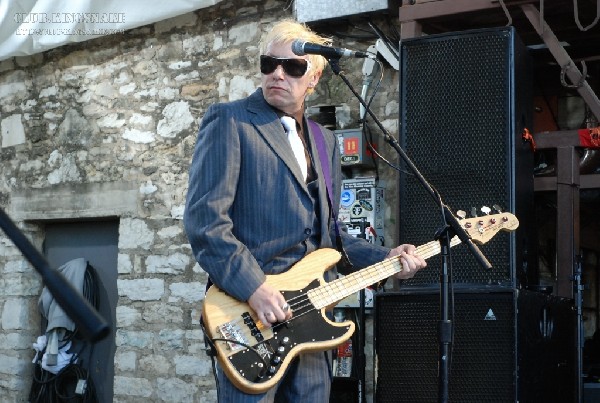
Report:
184,88,389,302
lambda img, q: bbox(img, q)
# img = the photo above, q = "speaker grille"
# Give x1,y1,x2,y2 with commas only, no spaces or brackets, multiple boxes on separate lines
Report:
375,290,576,402
399,27,533,286
375,291,516,402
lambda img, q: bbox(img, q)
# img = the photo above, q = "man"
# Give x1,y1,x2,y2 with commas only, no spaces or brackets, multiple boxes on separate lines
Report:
184,18,426,402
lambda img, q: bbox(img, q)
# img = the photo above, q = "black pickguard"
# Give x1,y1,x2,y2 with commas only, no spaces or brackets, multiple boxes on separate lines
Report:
227,279,350,384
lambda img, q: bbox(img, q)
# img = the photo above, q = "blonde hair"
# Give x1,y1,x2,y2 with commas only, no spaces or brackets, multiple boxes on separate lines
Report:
260,18,330,76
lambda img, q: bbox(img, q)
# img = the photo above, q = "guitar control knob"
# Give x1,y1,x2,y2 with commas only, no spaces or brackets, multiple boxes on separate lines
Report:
271,356,282,365
276,346,285,355
280,337,290,346
268,366,277,375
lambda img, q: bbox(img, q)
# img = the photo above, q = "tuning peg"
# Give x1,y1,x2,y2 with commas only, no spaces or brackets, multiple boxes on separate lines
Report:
492,204,503,213
481,206,491,215
470,207,478,217
456,210,466,219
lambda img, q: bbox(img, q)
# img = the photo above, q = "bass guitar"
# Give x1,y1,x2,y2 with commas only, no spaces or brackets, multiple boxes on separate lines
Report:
202,212,519,394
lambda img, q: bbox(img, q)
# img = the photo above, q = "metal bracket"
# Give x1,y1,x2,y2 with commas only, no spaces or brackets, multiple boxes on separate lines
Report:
560,61,588,89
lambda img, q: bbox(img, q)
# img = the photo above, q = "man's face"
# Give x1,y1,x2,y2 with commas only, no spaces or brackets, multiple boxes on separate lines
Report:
261,41,320,115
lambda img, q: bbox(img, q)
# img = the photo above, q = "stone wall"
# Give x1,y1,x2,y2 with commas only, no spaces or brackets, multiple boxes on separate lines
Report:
0,1,402,401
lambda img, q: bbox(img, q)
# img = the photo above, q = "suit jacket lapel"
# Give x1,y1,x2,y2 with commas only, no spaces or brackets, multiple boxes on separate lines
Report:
248,89,309,189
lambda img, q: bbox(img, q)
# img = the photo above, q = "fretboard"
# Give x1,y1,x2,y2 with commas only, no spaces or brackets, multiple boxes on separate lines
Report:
308,236,462,309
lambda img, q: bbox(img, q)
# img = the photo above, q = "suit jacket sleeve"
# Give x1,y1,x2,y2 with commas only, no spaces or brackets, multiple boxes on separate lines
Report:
184,102,266,302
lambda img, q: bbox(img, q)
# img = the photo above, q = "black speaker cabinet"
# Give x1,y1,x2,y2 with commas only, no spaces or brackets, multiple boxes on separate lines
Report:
398,27,536,287
374,289,576,402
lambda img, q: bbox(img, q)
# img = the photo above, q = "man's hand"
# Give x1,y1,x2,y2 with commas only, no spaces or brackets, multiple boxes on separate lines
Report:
386,244,427,280
248,282,292,325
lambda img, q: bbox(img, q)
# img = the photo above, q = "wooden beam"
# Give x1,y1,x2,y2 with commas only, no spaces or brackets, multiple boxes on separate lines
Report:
535,174,600,191
521,4,600,123
533,130,600,190
534,130,582,149
400,20,422,39
399,0,500,21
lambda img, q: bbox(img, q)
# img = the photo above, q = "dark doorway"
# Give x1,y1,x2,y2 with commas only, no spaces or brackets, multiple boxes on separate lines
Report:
43,219,119,403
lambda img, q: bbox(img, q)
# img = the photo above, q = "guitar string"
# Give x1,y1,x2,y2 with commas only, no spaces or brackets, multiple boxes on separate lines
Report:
272,242,443,330
212,238,471,362
220,240,453,339
284,237,457,311
213,219,508,353
268,250,413,330
269,242,441,331
282,221,498,319
209,221,508,382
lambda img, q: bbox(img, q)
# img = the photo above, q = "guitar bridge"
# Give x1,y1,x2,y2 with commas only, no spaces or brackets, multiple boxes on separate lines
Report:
217,320,250,352
216,312,265,353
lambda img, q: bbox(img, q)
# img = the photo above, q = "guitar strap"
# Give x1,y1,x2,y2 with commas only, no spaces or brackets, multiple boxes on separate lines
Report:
308,119,354,273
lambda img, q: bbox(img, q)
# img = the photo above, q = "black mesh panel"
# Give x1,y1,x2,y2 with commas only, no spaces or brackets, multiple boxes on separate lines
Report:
375,291,516,402
374,290,576,402
398,27,533,287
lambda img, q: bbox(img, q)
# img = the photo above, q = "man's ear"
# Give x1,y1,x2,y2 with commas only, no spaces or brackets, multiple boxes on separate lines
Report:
309,71,322,88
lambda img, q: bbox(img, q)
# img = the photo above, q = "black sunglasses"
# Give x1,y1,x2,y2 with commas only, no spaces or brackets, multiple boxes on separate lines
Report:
260,55,311,78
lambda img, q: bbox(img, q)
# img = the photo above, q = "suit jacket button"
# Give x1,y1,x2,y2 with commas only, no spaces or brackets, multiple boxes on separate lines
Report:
304,228,311,235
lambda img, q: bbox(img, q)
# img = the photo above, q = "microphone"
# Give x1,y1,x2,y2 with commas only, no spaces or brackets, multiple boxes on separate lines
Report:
291,40,374,59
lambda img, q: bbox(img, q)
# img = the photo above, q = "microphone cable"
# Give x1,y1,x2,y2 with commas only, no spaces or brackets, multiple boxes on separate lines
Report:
29,263,100,403
29,360,98,403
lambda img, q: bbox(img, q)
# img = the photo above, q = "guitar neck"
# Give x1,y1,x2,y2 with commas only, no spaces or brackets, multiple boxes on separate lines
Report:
308,236,462,309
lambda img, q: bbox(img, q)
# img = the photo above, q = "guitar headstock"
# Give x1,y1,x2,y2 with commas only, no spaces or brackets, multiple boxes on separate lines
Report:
458,212,519,244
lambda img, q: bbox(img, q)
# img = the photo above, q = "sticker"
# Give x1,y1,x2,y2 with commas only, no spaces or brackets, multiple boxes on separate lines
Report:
356,188,370,200
341,155,360,164
359,200,373,211
351,204,363,217
344,136,360,155
340,190,355,208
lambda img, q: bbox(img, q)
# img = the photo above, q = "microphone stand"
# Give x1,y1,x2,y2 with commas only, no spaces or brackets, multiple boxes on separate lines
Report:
326,57,492,403
0,207,110,342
